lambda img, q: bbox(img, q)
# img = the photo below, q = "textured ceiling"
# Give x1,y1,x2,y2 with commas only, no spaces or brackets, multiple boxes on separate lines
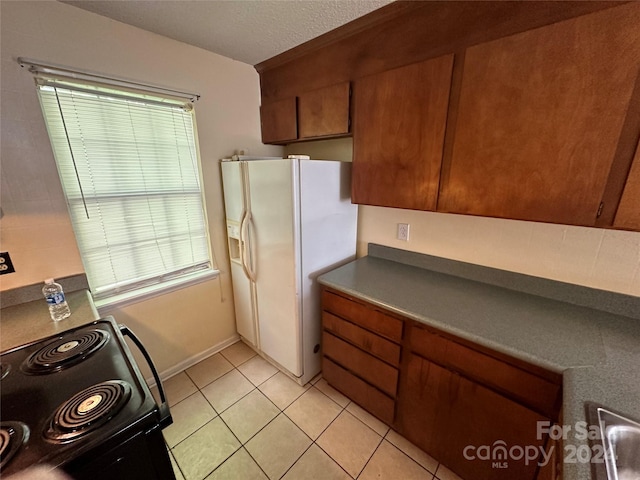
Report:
60,0,393,65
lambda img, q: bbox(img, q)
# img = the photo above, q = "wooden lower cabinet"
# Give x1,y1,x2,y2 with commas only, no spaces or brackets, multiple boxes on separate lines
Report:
320,288,562,480
536,434,561,480
399,353,550,480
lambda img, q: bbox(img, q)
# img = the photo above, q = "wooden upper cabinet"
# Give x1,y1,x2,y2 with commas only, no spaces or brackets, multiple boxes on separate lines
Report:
438,4,640,226
260,97,297,144
298,82,350,139
260,83,350,144
352,55,454,210
615,140,640,230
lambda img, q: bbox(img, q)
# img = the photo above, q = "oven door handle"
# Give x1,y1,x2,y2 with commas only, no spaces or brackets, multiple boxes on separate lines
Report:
118,324,172,429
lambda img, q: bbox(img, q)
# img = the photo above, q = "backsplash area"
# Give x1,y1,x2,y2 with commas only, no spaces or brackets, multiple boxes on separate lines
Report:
358,206,640,297
368,244,640,319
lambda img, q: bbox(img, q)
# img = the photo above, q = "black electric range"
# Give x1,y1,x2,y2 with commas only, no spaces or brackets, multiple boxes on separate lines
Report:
0,316,175,480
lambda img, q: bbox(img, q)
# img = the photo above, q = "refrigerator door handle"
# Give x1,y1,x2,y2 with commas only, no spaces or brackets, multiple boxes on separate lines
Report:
239,161,254,282
245,212,257,282
242,211,257,282
239,209,253,281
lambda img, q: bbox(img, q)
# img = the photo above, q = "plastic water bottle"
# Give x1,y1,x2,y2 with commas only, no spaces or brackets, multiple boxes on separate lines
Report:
43,278,71,321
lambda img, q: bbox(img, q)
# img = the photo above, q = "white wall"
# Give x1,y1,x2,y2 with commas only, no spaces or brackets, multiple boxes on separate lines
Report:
286,138,640,297
0,1,282,373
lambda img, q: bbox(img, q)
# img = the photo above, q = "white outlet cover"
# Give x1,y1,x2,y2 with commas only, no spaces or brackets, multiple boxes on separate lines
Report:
397,223,410,241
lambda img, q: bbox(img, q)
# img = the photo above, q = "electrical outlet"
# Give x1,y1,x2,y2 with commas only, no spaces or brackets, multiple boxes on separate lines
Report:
397,223,410,241
0,252,16,274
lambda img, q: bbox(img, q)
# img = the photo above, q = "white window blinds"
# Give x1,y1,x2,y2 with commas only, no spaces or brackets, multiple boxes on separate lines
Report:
38,82,212,300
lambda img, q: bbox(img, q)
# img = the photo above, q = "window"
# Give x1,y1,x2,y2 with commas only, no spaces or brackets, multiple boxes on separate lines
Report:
37,77,214,302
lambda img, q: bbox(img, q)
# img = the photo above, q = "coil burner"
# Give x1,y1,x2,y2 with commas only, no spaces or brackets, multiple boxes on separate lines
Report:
22,330,109,374
0,422,29,470
44,380,131,443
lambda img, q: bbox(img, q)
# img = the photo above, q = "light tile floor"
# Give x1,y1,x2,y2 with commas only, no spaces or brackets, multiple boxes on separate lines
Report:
153,341,463,480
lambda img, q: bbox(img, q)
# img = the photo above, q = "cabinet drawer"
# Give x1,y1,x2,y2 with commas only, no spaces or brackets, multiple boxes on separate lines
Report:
323,331,398,397
410,324,560,419
323,312,401,367
323,357,395,424
322,290,403,342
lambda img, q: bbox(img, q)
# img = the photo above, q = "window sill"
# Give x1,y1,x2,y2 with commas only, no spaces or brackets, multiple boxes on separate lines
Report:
95,269,219,313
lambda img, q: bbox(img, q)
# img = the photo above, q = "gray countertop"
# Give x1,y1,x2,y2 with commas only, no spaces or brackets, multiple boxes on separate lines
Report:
1,290,101,352
318,245,640,480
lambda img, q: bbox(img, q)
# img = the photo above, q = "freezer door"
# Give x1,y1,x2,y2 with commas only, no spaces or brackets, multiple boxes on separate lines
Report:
229,260,258,346
221,162,244,223
221,161,257,346
246,159,302,377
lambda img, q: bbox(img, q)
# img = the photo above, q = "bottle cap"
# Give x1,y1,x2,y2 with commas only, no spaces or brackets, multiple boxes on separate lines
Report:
44,278,55,284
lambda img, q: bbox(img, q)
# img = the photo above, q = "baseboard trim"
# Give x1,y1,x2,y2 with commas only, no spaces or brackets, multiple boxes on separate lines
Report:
146,334,240,388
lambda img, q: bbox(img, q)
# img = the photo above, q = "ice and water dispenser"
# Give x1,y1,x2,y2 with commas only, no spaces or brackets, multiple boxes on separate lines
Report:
227,222,242,264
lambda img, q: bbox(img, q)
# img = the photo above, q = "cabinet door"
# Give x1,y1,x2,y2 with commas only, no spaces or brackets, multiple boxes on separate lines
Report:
400,354,548,480
535,435,560,480
614,140,640,230
352,55,454,210
298,82,350,139
439,4,640,225
260,97,297,144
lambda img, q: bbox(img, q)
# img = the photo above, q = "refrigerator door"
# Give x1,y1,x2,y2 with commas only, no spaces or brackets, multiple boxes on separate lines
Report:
298,160,357,384
246,159,302,376
221,162,257,347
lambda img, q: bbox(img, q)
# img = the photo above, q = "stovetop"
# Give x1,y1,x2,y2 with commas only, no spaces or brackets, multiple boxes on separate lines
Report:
0,317,162,476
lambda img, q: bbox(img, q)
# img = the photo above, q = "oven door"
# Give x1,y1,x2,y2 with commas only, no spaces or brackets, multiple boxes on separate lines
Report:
64,426,175,480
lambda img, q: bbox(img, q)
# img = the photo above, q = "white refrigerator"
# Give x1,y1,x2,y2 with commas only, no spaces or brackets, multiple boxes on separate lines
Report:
221,157,357,385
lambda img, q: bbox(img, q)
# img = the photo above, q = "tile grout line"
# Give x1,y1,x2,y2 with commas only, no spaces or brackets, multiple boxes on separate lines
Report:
203,444,270,480
169,415,219,451
276,441,317,480
297,393,356,478
292,394,377,479
235,361,280,389
274,387,354,480
381,437,439,478
236,445,272,480
165,387,221,449
167,447,187,480
201,370,256,415
354,433,385,479
219,347,258,369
